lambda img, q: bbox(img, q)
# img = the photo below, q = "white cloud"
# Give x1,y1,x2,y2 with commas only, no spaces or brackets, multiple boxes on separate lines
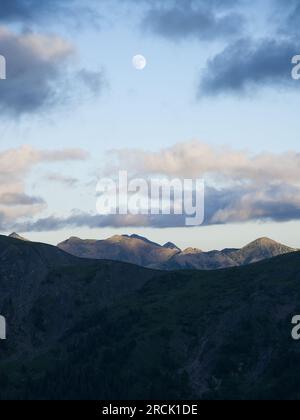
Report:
0,145,88,228
106,140,300,184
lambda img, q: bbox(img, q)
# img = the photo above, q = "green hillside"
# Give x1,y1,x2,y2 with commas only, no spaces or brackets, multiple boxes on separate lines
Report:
1,236,300,400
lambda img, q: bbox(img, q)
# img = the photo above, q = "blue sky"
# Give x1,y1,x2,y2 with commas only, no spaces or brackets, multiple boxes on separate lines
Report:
0,0,300,250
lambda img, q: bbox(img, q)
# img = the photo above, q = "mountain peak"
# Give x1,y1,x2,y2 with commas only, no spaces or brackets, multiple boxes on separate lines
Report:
251,237,276,245
8,232,29,242
130,234,160,246
68,237,83,242
163,242,181,251
243,237,295,250
182,247,202,255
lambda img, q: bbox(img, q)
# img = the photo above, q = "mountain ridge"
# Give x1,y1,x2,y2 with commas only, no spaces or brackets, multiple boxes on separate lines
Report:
57,234,297,271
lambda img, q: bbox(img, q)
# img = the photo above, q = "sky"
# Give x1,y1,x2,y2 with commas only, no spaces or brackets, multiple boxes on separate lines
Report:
0,0,300,251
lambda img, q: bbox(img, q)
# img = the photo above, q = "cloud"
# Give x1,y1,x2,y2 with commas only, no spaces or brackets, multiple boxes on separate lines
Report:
0,192,45,206
13,183,300,231
106,140,300,184
12,140,300,231
46,173,79,187
50,140,298,228
0,0,97,25
0,145,88,229
195,0,300,95
0,145,88,176
276,0,300,35
0,26,106,116
199,38,298,95
0,27,73,115
127,0,300,95
206,184,300,225
0,0,68,22
142,2,243,41
140,0,244,41
13,213,153,232
76,69,108,96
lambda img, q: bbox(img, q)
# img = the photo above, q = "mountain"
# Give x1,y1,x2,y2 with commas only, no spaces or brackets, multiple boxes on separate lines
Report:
58,234,180,267
8,232,29,242
1,235,300,399
155,237,297,270
231,237,296,265
58,235,297,271
163,242,182,251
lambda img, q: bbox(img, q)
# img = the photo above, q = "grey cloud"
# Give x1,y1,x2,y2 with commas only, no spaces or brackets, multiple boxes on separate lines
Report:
13,213,151,232
77,69,108,96
13,182,300,232
0,28,73,115
0,0,69,22
276,0,300,35
205,184,300,225
0,0,98,25
141,0,244,41
46,173,79,187
131,0,300,95
199,38,299,96
0,193,45,206
0,27,106,116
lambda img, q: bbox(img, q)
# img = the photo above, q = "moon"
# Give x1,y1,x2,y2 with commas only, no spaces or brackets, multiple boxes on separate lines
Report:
132,55,147,70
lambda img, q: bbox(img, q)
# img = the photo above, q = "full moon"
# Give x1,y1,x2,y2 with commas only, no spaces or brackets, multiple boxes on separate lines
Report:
132,55,147,70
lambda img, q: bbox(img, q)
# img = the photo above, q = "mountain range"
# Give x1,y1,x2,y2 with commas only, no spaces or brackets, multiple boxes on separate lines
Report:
0,234,300,400
58,234,297,270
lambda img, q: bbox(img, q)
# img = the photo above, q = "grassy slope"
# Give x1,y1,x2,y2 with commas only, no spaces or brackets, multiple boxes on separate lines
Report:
1,249,300,399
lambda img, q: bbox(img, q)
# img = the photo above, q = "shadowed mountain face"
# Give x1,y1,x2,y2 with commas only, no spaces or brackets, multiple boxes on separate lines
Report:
58,235,296,270
1,235,300,400
0,235,158,389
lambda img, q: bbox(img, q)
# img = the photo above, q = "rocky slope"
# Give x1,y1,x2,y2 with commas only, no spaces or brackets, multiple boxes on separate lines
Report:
157,237,297,270
58,234,297,270
58,234,181,267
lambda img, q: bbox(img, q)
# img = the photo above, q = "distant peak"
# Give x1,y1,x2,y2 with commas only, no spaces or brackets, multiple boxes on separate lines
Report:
163,242,181,251
182,247,202,255
108,235,125,243
121,234,161,247
255,237,275,244
243,237,296,252
245,238,279,248
67,237,82,242
8,232,29,242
